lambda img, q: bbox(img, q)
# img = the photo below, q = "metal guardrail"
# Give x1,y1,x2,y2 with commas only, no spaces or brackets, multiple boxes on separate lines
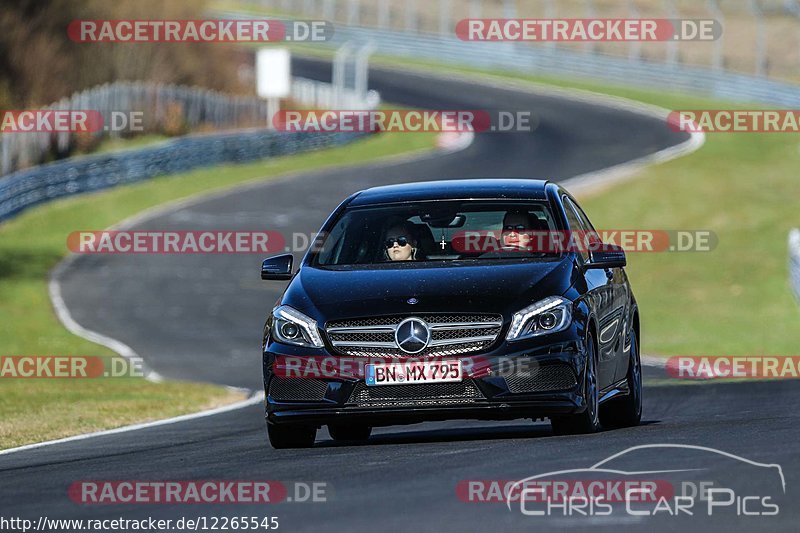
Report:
790,229,800,302
292,78,380,109
0,129,363,223
316,24,800,109
0,74,380,224
223,5,800,107
0,78,379,176
256,0,800,83
0,82,272,176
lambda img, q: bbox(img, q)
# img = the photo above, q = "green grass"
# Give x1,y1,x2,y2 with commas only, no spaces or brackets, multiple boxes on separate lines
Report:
93,133,171,154
240,37,800,356
0,130,437,449
0,377,248,450
341,55,800,357
581,122,800,356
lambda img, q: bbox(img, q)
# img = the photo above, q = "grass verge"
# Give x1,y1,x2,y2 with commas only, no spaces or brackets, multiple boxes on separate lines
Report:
363,55,800,356
0,131,438,449
264,43,799,356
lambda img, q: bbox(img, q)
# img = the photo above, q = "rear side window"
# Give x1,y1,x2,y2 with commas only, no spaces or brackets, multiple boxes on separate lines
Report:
562,196,590,262
570,197,598,233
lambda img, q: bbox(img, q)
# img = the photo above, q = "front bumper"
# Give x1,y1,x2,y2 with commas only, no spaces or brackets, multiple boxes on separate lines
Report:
263,335,589,427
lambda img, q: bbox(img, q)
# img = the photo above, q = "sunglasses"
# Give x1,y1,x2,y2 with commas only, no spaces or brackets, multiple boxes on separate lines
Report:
385,236,411,248
503,224,529,231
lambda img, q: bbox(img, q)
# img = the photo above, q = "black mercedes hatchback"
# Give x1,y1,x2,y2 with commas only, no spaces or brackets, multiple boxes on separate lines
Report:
260,179,642,448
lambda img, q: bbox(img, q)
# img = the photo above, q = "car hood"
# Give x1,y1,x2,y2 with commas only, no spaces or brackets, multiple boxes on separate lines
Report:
281,257,577,321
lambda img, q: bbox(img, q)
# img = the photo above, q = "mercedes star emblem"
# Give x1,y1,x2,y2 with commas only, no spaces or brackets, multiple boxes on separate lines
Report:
395,317,431,354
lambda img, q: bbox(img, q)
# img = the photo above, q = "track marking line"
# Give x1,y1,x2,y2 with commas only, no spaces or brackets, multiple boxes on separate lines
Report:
363,62,706,195
0,391,265,457
39,63,698,452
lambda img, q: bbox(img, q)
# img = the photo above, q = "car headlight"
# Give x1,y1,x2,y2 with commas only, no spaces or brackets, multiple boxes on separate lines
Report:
270,305,324,348
506,296,572,341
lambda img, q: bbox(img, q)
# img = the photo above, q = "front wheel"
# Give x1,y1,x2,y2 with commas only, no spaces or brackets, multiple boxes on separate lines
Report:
600,328,642,428
551,333,601,436
267,424,316,449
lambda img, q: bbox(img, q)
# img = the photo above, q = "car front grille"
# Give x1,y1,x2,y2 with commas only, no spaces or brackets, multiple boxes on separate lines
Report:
348,380,485,408
268,378,329,401
326,314,503,358
503,364,578,393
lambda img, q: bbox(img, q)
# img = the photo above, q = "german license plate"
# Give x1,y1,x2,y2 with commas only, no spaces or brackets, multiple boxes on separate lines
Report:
365,360,462,386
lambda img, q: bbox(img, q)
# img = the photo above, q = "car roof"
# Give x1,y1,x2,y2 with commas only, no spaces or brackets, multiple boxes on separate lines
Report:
348,179,550,206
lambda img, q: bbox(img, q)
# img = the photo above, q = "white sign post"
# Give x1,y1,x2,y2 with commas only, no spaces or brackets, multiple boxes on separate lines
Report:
256,48,291,129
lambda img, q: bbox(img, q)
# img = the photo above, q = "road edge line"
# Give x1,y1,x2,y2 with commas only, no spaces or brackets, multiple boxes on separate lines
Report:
0,391,264,456
38,68,695,452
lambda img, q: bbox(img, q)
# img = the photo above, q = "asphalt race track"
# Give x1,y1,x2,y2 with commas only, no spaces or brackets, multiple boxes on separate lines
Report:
1,58,797,532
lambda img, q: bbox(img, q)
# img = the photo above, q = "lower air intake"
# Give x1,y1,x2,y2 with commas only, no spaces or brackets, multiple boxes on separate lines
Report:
269,378,329,401
503,364,578,393
348,380,485,408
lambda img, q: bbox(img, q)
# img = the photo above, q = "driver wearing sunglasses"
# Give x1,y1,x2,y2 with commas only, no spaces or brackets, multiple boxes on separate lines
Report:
501,210,537,251
383,222,418,261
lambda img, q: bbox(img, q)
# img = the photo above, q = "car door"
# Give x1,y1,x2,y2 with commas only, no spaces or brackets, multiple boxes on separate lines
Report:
562,196,617,389
569,197,631,384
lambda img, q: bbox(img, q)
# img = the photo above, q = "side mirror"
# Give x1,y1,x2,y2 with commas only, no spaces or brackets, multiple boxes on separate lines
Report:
261,254,293,280
587,244,627,269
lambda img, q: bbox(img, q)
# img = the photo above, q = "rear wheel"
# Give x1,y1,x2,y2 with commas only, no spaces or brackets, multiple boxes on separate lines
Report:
600,328,642,428
267,424,316,449
328,423,372,442
551,332,601,436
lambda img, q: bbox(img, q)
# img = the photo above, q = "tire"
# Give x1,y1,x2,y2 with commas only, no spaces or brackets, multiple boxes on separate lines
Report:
551,332,601,436
600,328,642,429
267,423,316,449
328,423,372,442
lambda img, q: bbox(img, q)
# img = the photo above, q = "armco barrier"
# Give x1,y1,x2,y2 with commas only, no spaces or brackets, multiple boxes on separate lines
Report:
0,129,364,223
0,78,377,176
220,10,800,109
323,25,800,108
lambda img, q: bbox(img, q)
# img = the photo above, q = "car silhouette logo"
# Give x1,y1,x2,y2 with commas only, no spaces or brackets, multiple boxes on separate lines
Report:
395,317,431,354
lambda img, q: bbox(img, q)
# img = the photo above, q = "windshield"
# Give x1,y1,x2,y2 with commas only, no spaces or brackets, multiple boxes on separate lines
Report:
313,200,560,266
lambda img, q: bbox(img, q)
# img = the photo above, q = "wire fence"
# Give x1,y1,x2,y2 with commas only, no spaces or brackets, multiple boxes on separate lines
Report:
254,0,800,83
292,78,380,109
239,2,800,305
0,76,380,223
0,128,366,224
0,78,377,176
1,82,269,175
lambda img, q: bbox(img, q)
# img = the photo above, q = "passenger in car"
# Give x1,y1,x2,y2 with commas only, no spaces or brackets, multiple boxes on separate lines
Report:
383,221,419,261
501,210,541,251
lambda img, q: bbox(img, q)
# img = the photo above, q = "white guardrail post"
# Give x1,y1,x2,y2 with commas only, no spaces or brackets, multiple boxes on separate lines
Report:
790,229,800,302
354,42,375,104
